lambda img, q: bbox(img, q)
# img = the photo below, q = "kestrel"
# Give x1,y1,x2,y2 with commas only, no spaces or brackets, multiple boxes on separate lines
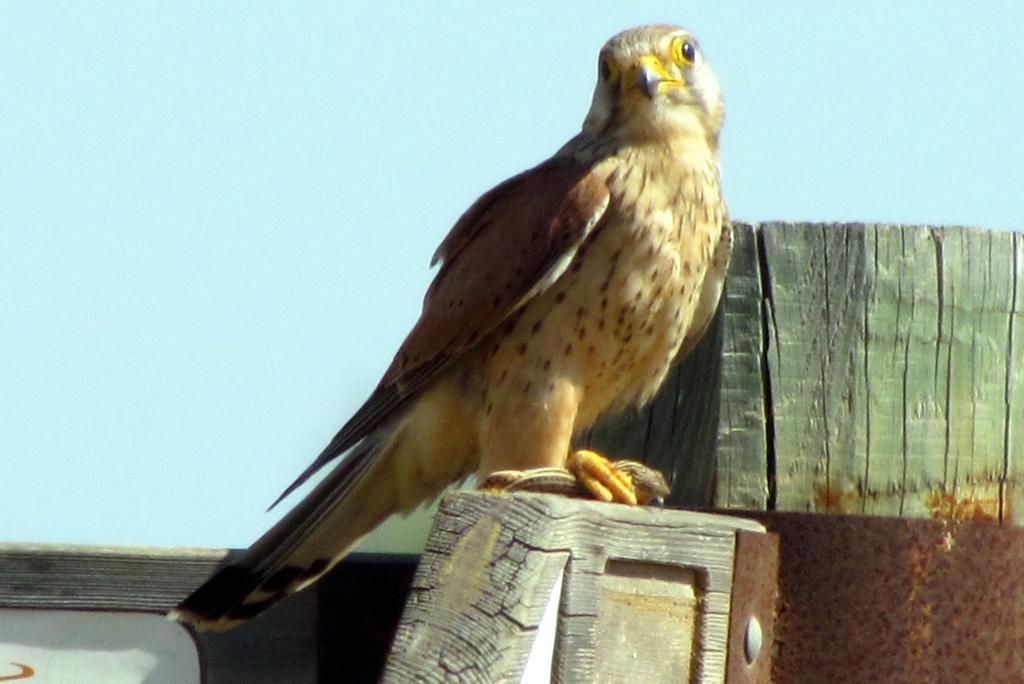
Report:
171,24,729,630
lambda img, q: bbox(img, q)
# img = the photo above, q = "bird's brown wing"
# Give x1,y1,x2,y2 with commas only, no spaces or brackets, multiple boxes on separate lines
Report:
272,155,612,505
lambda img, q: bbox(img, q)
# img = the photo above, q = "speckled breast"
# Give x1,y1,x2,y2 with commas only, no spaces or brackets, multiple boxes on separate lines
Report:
484,143,726,432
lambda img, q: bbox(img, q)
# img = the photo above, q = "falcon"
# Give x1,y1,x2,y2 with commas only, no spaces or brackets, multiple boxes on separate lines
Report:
171,24,729,630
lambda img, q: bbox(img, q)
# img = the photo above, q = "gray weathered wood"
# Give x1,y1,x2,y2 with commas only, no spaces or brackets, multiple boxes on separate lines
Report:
716,223,770,509
0,544,224,612
758,223,1024,519
383,491,767,684
590,222,1022,521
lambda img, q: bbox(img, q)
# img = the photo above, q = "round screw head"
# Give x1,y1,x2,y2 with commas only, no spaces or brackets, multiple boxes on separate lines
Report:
744,616,763,664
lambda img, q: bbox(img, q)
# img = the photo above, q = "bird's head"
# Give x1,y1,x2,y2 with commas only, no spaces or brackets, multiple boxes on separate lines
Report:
582,25,724,150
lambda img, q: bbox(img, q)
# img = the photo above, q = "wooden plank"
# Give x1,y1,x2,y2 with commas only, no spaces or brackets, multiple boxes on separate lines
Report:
758,222,870,513
935,226,1024,521
716,222,769,509
756,223,1024,518
383,491,770,684
0,544,225,612
1005,231,1024,522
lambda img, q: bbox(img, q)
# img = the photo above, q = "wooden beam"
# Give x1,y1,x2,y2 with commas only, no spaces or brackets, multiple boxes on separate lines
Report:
716,223,771,509
587,222,1023,522
756,223,1024,519
383,491,776,683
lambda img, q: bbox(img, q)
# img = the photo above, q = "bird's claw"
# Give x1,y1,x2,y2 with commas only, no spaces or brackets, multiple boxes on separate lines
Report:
567,450,670,505
479,451,669,506
567,449,638,504
613,458,671,506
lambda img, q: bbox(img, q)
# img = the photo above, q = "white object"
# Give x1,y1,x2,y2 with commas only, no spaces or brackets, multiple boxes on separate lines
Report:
0,609,199,684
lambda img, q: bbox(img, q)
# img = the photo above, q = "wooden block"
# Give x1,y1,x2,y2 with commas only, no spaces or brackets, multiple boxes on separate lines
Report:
383,491,776,683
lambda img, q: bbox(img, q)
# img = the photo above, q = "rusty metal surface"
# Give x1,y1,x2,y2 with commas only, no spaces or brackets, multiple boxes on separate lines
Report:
727,529,779,683
735,511,1024,683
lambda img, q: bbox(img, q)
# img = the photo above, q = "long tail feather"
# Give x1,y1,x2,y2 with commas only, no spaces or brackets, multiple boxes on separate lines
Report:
169,437,394,630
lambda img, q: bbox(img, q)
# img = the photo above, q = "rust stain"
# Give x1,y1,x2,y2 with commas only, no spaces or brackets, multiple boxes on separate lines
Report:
904,541,934,671
925,490,999,521
812,482,860,514
0,663,34,681
811,482,1002,522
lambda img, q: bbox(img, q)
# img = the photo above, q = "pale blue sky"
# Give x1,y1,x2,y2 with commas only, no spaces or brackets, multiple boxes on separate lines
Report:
2,2,1022,549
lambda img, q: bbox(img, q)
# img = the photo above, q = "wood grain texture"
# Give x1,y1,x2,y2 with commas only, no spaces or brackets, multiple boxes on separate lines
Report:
759,222,871,513
383,491,766,684
0,544,225,611
590,222,1022,520
715,222,770,509
759,224,1024,519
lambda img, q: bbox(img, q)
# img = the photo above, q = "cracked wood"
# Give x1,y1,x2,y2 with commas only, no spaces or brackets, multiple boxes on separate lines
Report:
383,492,767,684
736,223,1024,519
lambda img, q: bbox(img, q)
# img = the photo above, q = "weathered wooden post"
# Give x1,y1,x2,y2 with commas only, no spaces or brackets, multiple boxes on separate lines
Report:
715,221,1023,516
382,493,776,683
579,221,1023,518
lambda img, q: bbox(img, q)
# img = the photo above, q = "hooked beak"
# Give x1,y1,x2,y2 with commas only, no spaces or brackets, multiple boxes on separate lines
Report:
635,55,676,99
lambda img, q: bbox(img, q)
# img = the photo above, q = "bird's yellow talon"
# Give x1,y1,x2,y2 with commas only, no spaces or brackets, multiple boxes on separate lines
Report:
568,449,640,505
577,469,615,503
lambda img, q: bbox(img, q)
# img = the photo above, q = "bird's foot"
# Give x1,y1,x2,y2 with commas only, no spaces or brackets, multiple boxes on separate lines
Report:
479,451,668,505
567,449,669,505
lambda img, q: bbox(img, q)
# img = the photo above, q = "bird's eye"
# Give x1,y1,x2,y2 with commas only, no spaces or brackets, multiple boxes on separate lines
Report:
599,56,617,82
672,37,697,65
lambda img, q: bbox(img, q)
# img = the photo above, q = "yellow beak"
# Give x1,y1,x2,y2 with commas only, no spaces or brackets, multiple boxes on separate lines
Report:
635,55,676,99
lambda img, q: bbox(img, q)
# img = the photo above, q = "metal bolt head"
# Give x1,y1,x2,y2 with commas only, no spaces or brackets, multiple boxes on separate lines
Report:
744,616,763,664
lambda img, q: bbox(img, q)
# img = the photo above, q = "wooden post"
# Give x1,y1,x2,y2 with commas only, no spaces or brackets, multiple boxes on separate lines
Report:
590,222,1023,522
383,492,777,684
749,223,1023,519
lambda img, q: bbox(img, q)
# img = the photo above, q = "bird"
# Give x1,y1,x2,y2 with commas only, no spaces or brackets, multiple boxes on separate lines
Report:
170,23,730,630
